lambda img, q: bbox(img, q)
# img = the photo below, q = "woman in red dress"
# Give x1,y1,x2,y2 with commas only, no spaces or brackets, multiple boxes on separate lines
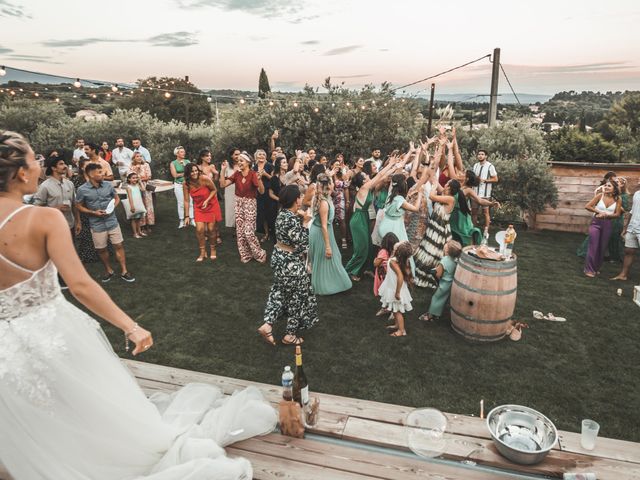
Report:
183,163,222,261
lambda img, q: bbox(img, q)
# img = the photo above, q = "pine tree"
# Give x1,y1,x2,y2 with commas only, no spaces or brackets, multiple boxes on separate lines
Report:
258,68,271,99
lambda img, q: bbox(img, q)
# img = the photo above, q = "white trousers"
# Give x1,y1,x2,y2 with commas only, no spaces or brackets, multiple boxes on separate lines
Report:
173,183,193,221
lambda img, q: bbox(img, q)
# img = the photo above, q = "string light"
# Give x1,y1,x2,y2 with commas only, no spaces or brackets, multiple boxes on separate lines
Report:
74,78,81,88
91,94,97,99
55,98,60,103
111,84,118,92
164,92,171,98
239,98,245,104
207,96,212,102
268,100,274,106
0,66,6,77
34,92,39,97
346,102,351,107
10,90,15,95
293,101,298,107
106,93,111,97
314,107,319,113
73,94,77,98
360,105,366,110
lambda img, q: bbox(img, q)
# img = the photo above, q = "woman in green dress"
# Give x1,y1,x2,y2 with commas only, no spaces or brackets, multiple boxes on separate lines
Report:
451,170,500,246
345,159,399,281
608,177,630,262
419,240,463,321
309,174,352,295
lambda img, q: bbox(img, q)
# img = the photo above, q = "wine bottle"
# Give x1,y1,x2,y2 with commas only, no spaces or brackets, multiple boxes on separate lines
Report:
292,345,309,406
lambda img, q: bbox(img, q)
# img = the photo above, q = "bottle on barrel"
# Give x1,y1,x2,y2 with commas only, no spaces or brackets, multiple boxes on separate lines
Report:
292,345,309,406
504,225,517,258
281,366,294,401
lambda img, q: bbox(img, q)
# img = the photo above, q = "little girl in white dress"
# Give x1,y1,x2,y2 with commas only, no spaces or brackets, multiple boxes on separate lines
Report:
378,241,414,337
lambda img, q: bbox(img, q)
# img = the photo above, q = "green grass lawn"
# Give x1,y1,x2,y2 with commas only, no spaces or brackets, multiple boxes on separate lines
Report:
78,193,640,443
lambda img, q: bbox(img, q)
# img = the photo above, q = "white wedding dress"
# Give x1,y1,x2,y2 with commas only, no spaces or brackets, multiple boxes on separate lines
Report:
0,205,277,480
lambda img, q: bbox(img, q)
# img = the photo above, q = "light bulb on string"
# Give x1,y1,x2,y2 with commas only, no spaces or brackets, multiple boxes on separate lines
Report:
239,98,246,104
107,93,111,97
119,92,123,96
331,103,335,107
55,98,60,103
91,94,97,99
111,84,118,92
140,88,145,92
346,102,351,107
293,101,298,107
0,66,6,77
268,100,274,106
361,105,366,110
34,92,39,97
73,94,77,98
314,107,319,113
207,96,212,102
383,102,388,107
371,100,376,105
10,90,15,95
164,92,171,98
74,78,81,88
19,88,23,92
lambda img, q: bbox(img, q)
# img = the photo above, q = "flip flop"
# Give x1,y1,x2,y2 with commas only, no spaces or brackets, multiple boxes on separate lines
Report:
257,327,276,346
282,335,304,345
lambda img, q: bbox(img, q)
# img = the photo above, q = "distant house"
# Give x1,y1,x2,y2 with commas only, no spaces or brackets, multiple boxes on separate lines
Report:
540,122,561,132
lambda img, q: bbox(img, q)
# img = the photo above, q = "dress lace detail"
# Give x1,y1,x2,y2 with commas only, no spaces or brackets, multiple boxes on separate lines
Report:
0,261,94,407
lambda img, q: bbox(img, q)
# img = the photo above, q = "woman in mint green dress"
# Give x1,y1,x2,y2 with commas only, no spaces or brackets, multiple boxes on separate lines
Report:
419,240,463,321
309,174,352,295
345,160,399,281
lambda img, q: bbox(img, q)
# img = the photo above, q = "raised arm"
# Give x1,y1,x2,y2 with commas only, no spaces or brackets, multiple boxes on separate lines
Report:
218,160,231,188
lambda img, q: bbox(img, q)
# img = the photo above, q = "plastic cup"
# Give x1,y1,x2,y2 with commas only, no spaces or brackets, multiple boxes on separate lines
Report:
580,419,599,450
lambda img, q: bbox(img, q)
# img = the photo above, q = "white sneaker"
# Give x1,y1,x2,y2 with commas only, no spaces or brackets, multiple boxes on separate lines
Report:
178,220,184,229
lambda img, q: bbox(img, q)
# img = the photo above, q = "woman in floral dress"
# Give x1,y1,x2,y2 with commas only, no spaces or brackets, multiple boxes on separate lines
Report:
258,185,319,346
129,152,155,233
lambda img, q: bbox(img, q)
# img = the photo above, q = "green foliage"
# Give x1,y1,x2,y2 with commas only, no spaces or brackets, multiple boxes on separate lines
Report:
117,77,212,125
0,99,68,139
541,90,622,126
214,80,425,161
455,117,548,160
490,152,558,217
546,127,619,163
30,109,216,178
258,68,271,99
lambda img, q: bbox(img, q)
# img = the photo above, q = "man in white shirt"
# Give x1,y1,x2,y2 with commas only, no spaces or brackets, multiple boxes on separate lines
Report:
132,137,151,165
73,138,88,163
471,149,498,231
111,137,134,179
611,177,640,281
366,148,382,171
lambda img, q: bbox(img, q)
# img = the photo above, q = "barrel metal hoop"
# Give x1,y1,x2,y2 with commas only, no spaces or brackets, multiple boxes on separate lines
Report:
453,278,517,296
451,323,507,341
450,306,512,324
458,261,517,277
462,253,517,270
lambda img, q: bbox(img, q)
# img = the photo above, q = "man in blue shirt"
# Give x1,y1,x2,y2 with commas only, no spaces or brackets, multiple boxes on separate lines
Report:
132,137,151,166
76,163,135,283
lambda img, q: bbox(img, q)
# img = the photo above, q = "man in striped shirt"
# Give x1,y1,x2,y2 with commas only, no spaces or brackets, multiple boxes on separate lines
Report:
471,149,498,232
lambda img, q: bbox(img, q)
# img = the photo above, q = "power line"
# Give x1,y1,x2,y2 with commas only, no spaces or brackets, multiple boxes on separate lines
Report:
499,63,521,106
391,54,491,92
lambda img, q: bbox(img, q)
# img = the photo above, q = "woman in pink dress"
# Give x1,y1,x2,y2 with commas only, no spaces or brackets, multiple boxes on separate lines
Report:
183,163,222,261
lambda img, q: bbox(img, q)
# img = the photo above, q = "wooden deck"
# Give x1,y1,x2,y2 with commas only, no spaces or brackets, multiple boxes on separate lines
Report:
126,360,640,480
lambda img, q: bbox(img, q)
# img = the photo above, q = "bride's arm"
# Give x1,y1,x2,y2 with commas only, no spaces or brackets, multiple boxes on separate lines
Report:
41,209,152,355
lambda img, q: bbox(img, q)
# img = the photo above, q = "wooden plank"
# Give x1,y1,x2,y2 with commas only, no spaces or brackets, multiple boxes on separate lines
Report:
536,223,588,233
535,214,591,226
341,417,639,480
232,434,503,480
227,448,376,480
126,360,490,440
541,208,592,217
558,431,640,465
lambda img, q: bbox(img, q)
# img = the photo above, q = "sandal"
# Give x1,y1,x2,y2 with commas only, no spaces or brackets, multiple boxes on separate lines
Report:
385,324,398,330
419,313,436,322
257,326,276,346
282,335,304,345
350,275,361,282
389,330,406,337
376,308,389,317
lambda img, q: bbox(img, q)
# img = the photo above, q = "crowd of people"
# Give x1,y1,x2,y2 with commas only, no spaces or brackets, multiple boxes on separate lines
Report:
13,126,640,345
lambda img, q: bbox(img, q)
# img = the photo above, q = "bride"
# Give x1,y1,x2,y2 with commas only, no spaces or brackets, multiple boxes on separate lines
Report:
0,131,277,479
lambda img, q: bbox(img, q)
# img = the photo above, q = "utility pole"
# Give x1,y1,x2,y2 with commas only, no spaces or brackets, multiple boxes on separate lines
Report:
427,83,436,136
488,48,500,127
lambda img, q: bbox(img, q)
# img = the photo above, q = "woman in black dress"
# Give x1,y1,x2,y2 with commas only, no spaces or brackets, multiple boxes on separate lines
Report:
72,158,100,263
258,185,318,346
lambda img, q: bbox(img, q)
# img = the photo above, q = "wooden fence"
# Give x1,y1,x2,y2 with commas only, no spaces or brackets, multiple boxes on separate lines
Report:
534,162,640,233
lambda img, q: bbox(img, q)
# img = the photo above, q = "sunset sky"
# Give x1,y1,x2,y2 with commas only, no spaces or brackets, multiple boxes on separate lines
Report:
1,0,639,95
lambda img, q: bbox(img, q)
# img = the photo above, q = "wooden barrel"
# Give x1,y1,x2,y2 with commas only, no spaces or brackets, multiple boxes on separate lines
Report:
450,247,517,342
